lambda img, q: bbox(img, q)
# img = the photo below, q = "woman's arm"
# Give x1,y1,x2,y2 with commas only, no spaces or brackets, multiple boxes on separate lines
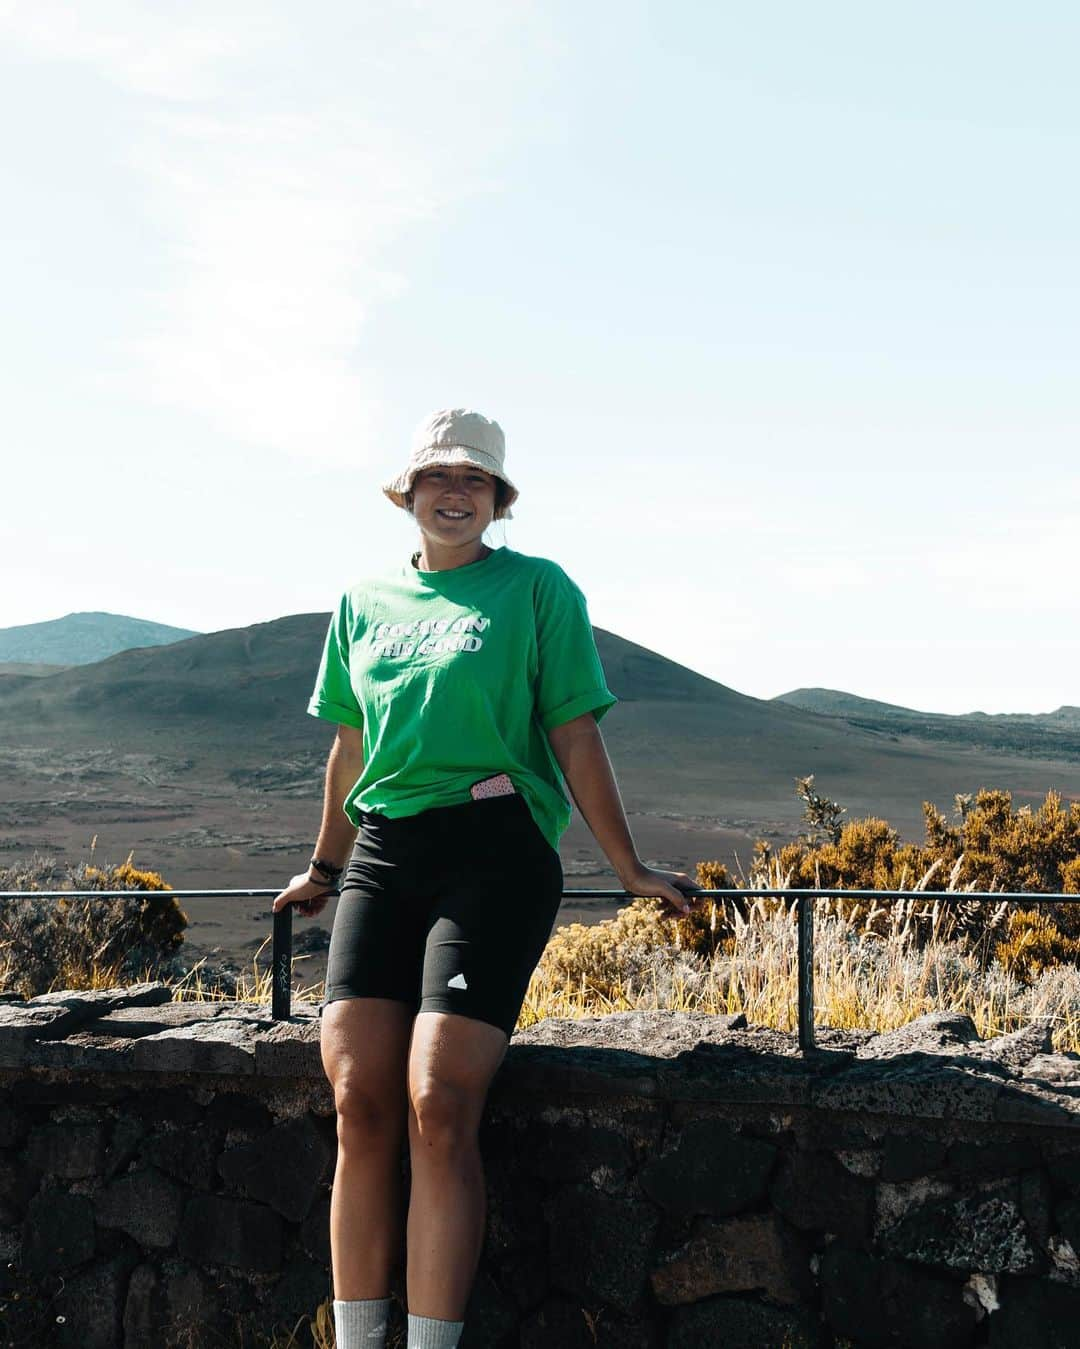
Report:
273,723,364,916
546,713,696,913
311,723,365,869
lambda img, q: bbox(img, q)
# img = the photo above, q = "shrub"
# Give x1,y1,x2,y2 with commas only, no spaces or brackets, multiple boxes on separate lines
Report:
524,777,1080,1042
994,909,1080,982
794,773,846,845
745,785,1080,947
0,846,187,996
538,779,1080,1003
537,896,682,1003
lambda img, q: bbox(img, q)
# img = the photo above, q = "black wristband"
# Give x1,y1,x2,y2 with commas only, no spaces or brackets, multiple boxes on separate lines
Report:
309,856,343,882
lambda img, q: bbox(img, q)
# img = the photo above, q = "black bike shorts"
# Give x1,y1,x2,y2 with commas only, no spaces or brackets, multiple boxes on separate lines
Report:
321,790,564,1038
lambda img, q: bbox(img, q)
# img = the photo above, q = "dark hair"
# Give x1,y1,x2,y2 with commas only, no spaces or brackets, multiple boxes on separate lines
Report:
492,479,512,520
404,475,512,521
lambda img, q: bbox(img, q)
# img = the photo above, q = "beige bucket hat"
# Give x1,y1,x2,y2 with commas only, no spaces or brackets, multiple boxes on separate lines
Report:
382,408,519,520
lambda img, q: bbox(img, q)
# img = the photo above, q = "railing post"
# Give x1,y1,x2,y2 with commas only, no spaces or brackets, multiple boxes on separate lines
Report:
797,893,815,1052
272,905,293,1020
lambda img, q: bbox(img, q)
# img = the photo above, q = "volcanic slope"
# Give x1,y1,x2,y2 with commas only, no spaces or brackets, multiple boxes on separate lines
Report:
1,615,1077,845
0,611,199,666
775,688,1080,760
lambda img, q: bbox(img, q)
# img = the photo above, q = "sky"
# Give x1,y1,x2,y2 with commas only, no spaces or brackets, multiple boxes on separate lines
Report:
2,1,1077,716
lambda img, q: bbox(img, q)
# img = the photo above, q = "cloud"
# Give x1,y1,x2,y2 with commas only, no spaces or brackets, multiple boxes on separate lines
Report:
775,558,874,595
1,1,547,462
0,1,253,99
928,514,1080,616
109,103,426,462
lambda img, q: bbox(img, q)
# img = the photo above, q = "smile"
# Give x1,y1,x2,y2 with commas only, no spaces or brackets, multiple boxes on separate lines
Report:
436,509,472,519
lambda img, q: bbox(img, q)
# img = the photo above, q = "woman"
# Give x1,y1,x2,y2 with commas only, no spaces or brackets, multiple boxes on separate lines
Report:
272,408,697,1349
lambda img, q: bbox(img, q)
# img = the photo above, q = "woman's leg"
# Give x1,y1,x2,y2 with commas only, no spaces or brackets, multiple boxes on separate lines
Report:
321,996,416,1298
405,1010,510,1320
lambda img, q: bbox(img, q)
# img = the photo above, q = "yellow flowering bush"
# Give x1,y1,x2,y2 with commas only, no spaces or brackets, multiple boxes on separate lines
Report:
0,847,186,995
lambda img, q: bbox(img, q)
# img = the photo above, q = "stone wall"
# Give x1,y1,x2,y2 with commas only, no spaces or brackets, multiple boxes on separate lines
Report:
3,986,1080,1347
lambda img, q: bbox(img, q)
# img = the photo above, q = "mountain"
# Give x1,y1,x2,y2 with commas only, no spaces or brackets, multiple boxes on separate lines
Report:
0,662,68,677
774,688,1080,758
774,689,925,720
0,612,199,666
1,617,1077,841
0,614,324,742
0,616,739,745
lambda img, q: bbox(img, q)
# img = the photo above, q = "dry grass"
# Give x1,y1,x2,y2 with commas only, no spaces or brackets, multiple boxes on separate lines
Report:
154,851,1080,1063
519,858,1080,1052
265,1297,411,1349
263,1299,336,1349
533,893,1080,1048
6,789,1078,1051
5,830,1079,1052
164,855,1080,1055
168,934,324,1007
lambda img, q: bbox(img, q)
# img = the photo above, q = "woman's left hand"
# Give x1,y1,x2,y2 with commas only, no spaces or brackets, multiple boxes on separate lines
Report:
616,862,699,915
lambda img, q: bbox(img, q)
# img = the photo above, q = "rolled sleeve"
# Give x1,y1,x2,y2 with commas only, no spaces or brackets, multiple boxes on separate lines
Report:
307,696,365,730
306,591,365,730
540,687,618,734
534,565,617,733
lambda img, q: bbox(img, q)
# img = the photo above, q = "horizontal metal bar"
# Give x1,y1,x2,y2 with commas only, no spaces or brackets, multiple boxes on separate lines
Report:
4,888,1078,902
7,886,1076,1031
0,889,298,899
557,889,1080,902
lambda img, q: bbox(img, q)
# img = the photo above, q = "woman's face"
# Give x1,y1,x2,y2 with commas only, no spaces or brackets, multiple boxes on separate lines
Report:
410,464,498,545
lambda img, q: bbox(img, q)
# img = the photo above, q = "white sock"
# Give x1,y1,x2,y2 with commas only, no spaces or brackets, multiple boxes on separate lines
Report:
407,1312,465,1348
334,1297,391,1347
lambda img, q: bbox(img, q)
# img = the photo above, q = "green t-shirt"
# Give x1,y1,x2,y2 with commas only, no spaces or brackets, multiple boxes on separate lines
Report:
306,546,617,853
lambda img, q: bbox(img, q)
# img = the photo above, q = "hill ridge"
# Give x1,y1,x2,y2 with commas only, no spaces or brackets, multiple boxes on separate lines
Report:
0,611,200,667
776,686,1080,726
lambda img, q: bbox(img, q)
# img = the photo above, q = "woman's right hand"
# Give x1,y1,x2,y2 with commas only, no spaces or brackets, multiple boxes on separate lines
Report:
272,873,337,919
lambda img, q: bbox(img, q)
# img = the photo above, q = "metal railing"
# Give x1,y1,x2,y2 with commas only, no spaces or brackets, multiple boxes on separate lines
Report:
549,887,1080,1052
0,884,296,1018
4,886,1078,1050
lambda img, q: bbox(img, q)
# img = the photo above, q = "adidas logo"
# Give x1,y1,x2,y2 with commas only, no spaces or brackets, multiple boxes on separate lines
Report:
447,973,468,990
367,1324,386,1339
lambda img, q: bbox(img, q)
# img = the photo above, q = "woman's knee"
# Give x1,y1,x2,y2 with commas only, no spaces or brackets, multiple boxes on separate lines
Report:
408,1079,482,1149
334,1075,407,1147
320,997,413,1148
406,1011,508,1149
